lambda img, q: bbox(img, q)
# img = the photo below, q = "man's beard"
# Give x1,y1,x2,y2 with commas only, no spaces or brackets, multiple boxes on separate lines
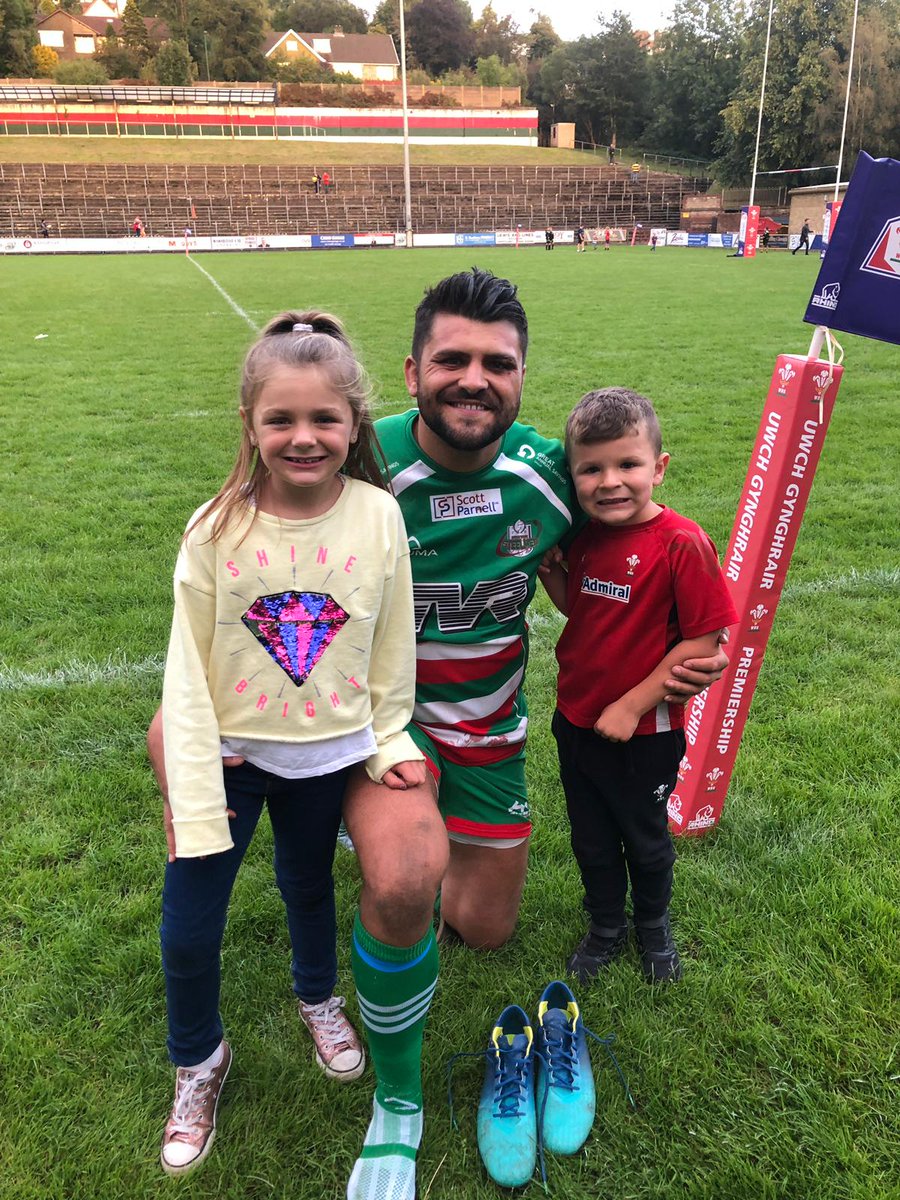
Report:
417,390,520,453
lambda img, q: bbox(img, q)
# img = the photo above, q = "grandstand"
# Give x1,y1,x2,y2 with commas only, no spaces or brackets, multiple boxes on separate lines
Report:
0,160,712,239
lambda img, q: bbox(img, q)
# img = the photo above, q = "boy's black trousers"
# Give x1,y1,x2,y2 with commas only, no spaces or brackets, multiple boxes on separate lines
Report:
552,709,685,929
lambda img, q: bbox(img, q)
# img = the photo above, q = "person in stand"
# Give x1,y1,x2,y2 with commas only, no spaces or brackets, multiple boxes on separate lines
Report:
792,218,812,255
156,311,424,1177
545,226,555,250
575,225,586,253
541,388,737,983
133,216,143,237
322,170,331,193
312,172,321,194
608,144,615,165
147,269,728,1200
39,217,51,238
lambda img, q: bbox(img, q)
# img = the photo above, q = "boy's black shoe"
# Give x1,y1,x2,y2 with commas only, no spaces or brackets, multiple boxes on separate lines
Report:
566,923,628,983
635,914,682,983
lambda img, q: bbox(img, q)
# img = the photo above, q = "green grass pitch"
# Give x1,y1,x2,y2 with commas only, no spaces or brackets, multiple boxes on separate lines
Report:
1,244,898,1199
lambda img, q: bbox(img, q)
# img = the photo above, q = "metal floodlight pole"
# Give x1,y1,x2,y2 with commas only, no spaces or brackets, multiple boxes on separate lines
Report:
398,0,413,247
749,0,775,211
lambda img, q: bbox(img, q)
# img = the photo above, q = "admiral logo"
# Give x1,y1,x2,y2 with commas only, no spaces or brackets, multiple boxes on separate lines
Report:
687,804,716,831
810,282,840,311
667,793,684,825
498,519,540,558
431,489,503,521
581,575,631,602
861,216,900,279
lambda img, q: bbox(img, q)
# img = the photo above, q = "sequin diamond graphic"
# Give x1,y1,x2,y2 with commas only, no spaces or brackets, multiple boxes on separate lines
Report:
242,591,349,687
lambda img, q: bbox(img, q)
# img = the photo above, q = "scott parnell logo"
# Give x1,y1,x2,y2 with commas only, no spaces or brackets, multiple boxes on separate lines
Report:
430,489,503,521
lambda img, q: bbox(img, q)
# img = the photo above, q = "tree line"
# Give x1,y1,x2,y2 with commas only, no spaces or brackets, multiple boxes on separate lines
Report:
2,0,898,182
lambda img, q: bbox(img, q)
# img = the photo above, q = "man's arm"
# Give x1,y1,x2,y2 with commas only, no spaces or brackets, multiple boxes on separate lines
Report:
595,632,724,742
537,548,568,614
662,629,730,701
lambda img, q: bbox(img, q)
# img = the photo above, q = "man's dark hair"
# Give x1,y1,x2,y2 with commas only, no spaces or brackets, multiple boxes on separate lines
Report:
411,267,528,362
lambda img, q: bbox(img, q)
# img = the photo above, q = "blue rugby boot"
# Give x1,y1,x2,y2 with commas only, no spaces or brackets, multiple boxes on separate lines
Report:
535,981,595,1155
476,1005,537,1188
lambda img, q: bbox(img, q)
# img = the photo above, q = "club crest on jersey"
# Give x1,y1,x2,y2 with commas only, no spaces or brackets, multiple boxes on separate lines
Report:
498,519,540,557
626,554,640,576
430,489,503,521
581,575,631,602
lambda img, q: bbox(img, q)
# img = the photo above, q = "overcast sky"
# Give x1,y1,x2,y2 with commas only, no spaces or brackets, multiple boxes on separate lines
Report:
496,0,676,40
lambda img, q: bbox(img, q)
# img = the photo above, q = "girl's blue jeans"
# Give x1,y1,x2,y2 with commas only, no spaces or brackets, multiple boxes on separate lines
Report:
160,760,348,1067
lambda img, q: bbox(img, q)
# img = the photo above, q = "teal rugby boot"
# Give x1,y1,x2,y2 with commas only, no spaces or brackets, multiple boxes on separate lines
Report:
476,1004,537,1187
535,981,595,1155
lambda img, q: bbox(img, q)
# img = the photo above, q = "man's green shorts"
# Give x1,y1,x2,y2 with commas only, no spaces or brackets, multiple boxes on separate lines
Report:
407,724,532,845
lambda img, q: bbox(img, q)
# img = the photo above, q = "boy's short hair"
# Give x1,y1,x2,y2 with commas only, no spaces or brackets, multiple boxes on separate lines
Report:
565,387,663,457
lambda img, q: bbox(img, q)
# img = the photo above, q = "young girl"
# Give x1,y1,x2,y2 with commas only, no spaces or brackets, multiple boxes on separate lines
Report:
159,311,425,1175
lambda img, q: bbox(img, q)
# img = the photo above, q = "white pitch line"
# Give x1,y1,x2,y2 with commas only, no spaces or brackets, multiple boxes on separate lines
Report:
187,256,259,331
0,654,164,692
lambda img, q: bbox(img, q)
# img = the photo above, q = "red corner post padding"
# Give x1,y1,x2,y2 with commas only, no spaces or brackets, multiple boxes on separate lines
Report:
668,353,843,836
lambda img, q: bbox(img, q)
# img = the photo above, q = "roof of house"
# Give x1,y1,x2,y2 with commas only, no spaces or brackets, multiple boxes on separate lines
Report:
36,11,169,40
263,30,398,66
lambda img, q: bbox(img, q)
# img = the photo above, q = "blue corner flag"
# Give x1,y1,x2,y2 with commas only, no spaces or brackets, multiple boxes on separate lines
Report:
805,152,900,347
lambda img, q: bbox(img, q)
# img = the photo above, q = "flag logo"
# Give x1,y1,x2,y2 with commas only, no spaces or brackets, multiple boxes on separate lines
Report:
861,216,900,279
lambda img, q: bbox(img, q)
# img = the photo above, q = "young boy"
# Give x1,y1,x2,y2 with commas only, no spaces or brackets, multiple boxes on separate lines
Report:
541,388,737,983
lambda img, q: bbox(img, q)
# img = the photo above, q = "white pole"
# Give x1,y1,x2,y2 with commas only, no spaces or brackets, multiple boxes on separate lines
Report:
749,0,775,211
834,0,860,200
398,0,413,247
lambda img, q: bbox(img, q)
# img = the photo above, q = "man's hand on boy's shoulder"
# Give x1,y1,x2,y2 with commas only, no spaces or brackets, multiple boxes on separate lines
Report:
663,630,730,703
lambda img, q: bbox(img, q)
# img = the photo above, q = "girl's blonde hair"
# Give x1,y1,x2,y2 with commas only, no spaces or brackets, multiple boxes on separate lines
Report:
192,310,389,543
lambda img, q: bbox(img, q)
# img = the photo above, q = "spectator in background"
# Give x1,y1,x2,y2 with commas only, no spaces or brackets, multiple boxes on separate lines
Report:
545,226,555,251
604,227,611,250
650,233,658,252
39,218,51,238
575,225,586,253
312,172,321,194
762,228,771,252
133,216,143,237
608,145,615,164
322,171,331,193
792,219,812,256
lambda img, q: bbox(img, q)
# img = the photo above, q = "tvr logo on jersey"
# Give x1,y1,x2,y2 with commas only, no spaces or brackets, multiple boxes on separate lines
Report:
413,572,529,632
